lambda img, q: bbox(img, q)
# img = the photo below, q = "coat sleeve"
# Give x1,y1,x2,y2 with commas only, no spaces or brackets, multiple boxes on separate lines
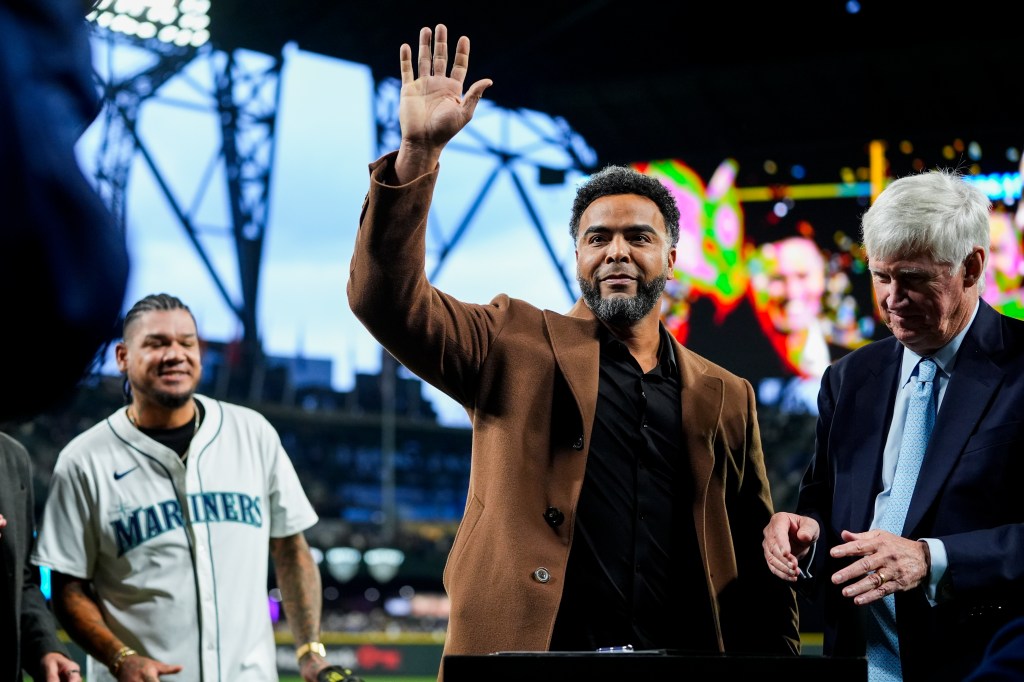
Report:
347,152,509,408
793,363,837,592
722,376,802,654
13,442,70,672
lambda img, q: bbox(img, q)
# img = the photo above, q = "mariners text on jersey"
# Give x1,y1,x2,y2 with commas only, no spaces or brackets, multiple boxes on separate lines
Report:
111,491,263,556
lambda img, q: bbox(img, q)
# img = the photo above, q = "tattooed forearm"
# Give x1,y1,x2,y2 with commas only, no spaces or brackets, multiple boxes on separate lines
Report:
52,572,126,663
270,532,323,644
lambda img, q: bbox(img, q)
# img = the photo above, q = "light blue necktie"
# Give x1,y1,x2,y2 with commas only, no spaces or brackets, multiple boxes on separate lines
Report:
867,357,937,682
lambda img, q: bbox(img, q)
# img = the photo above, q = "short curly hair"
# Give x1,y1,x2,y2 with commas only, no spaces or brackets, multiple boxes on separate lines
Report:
569,165,680,246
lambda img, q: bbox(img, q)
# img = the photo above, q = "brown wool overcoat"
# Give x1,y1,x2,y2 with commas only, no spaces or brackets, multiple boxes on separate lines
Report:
348,153,800,679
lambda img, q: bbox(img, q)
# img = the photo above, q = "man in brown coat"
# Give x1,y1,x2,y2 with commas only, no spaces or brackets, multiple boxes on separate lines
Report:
347,23,799,679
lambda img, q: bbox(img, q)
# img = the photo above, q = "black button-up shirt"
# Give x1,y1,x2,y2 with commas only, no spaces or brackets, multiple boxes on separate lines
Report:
550,324,714,652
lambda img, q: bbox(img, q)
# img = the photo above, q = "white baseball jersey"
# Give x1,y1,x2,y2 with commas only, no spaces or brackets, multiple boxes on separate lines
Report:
32,394,319,682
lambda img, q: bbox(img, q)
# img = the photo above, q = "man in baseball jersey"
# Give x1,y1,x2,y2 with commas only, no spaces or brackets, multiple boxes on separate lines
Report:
32,293,358,682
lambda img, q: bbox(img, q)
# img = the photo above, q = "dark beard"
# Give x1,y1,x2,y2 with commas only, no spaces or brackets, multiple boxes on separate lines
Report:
152,389,194,409
577,273,667,326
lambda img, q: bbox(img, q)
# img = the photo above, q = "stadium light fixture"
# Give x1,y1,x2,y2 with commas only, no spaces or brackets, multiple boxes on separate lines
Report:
363,547,405,583
325,547,363,583
87,0,211,48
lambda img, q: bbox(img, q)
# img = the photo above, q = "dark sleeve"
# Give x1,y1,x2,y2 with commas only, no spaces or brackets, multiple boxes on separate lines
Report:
722,377,801,655
794,363,836,591
963,616,1024,681
0,0,129,422
14,443,70,668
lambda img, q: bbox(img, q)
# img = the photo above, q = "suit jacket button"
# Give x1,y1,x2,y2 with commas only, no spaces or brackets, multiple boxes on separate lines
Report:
572,435,584,450
532,568,551,583
543,507,565,528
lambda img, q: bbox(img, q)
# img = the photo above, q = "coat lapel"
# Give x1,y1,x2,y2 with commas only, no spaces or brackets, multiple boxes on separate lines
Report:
544,301,601,446
836,342,902,533
904,303,1005,536
673,338,722,497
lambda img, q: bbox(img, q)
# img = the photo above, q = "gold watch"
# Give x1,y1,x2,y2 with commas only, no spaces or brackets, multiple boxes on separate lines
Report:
296,641,327,662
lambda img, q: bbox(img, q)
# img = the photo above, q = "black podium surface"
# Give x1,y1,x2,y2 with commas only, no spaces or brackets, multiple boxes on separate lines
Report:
444,650,867,681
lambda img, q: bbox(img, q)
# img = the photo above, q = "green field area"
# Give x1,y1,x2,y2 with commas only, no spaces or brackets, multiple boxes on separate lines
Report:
56,631,445,680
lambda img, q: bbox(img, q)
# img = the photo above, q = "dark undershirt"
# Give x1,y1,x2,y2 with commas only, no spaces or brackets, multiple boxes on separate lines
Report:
135,400,205,458
550,325,715,652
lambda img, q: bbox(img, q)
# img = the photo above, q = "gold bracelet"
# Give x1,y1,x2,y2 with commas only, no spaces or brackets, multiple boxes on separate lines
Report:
296,640,326,662
109,646,138,675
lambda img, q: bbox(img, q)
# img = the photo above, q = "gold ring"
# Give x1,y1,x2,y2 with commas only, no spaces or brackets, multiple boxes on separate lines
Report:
878,571,887,585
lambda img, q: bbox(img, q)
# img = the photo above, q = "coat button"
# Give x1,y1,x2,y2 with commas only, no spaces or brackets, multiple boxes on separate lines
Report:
532,568,551,583
572,435,584,450
543,507,565,528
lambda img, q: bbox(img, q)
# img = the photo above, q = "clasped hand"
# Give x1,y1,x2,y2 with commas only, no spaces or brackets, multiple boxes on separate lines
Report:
764,515,930,606
828,529,930,605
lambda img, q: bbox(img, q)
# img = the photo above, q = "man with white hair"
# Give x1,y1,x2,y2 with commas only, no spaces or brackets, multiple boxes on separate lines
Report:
763,169,1024,681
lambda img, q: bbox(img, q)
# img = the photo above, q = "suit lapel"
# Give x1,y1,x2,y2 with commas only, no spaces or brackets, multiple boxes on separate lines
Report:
904,303,1005,535
544,303,601,445
841,344,902,532
673,338,721,496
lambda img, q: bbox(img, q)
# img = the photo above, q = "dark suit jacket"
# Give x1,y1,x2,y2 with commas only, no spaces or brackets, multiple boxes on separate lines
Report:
798,299,1024,681
964,615,1024,680
348,153,800,680
0,433,69,681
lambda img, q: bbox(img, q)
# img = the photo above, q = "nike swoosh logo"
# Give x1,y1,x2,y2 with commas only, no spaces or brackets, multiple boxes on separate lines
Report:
113,466,139,481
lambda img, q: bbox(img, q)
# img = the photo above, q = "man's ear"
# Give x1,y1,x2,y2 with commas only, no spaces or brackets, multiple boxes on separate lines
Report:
964,247,985,288
114,342,128,372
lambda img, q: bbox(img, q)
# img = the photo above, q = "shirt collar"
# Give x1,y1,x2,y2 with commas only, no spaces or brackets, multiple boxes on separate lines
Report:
599,324,679,376
899,300,979,386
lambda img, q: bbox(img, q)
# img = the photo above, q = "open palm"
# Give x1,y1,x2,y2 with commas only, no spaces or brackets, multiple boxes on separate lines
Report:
398,24,491,151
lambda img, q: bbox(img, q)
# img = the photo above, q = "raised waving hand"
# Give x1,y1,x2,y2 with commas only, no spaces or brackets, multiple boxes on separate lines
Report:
395,24,492,183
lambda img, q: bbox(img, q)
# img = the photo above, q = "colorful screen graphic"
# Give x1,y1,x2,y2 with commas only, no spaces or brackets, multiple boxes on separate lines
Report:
639,158,1024,416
